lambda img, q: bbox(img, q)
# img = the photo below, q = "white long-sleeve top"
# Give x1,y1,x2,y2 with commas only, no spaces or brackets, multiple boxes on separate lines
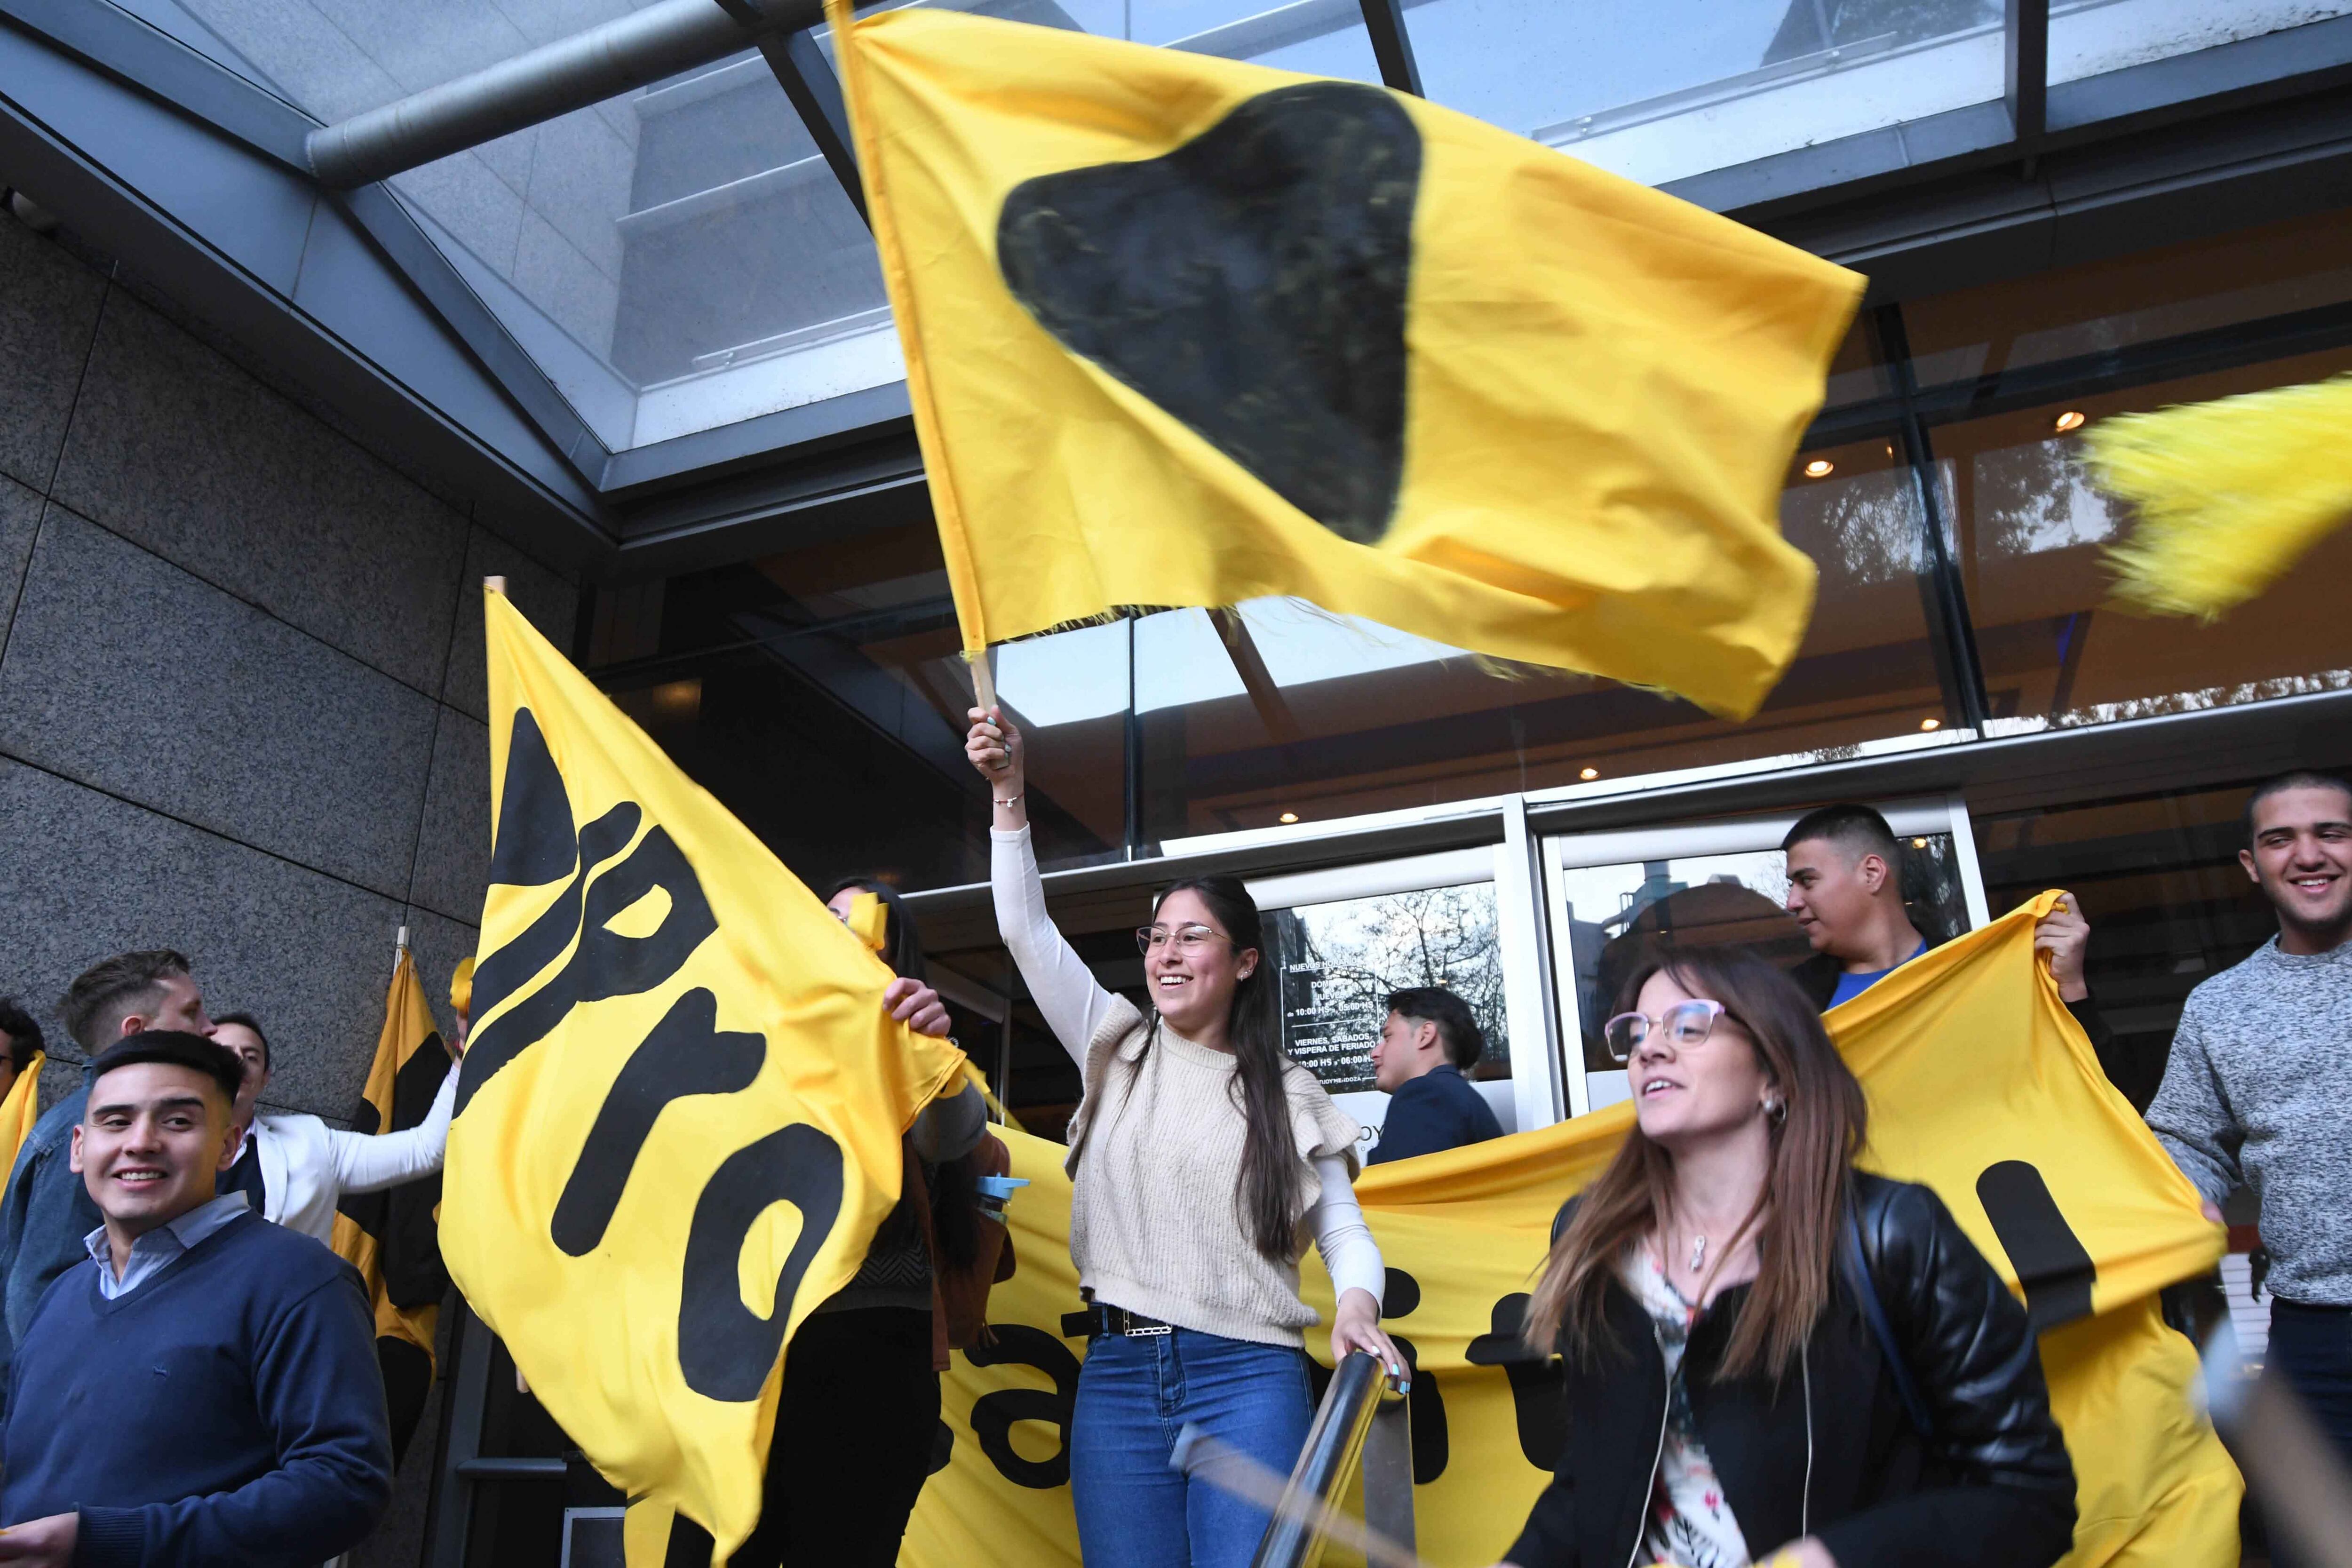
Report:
993,826,1384,1342
248,1066,456,1243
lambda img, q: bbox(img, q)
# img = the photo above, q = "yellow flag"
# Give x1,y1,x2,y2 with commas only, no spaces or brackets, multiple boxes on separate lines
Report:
906,892,2238,1568
828,6,1862,719
330,947,451,1457
0,1052,42,1197
448,590,968,1566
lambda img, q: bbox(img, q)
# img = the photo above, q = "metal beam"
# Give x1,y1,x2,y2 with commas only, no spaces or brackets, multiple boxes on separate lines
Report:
2005,0,2050,144
760,27,866,223
306,0,824,189
1357,0,1421,96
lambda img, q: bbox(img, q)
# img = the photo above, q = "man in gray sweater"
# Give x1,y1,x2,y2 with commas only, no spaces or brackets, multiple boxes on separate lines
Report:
2147,768,2352,1463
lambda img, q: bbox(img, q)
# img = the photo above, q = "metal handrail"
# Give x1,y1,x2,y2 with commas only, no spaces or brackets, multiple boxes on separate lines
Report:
1249,1351,1394,1568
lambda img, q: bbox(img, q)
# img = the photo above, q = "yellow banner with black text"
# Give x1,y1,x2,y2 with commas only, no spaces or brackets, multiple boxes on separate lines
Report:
444,590,968,1567
905,895,2239,1568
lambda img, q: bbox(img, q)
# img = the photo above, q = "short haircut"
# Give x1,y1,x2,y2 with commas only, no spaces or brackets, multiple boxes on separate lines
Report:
1782,803,1900,867
0,997,42,1073
58,950,192,1054
212,1010,271,1071
1386,987,1484,1070
84,1029,243,1109
2243,770,2352,848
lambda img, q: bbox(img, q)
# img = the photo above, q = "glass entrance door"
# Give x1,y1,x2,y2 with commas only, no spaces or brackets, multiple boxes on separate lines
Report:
1246,837,1554,1160
1542,796,1991,1117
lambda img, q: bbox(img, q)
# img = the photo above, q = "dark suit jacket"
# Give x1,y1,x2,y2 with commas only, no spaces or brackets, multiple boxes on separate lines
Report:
1369,1064,1503,1164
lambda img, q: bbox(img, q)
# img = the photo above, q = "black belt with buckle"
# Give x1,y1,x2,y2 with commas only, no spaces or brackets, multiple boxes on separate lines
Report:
1063,1303,1174,1339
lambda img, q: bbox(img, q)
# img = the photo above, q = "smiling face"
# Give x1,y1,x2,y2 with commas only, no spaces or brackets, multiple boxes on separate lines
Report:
2242,784,2352,948
71,1060,239,1239
1627,969,1774,1148
1145,887,1257,1041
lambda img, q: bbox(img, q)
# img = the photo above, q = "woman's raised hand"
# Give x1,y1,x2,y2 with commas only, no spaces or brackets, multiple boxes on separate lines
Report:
965,706,1025,797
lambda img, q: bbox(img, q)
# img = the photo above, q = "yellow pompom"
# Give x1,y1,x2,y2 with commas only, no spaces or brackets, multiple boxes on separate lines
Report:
2083,373,2352,619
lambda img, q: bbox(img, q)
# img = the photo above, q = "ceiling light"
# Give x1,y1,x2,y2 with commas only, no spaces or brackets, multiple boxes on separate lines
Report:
1883,442,1895,458
1279,812,1298,824
1912,836,1928,849
1803,459,1835,478
2053,410,2086,433
1579,766,1599,781
1920,717,1940,732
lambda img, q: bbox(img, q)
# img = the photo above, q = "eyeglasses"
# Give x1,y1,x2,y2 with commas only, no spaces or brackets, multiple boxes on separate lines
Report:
1136,923,1234,956
1602,999,1728,1063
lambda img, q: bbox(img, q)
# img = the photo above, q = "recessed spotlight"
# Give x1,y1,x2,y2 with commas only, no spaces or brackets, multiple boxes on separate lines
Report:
1279,811,1298,824
1912,836,1928,849
2053,410,2086,434
1920,717,1941,732
1803,459,1836,478
1883,442,1895,458
1579,766,1599,781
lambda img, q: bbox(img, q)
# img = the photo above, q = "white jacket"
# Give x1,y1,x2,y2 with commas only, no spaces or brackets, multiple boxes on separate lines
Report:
248,1069,457,1243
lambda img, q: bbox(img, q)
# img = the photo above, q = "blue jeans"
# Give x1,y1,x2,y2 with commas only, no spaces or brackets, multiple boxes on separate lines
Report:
1071,1324,1315,1568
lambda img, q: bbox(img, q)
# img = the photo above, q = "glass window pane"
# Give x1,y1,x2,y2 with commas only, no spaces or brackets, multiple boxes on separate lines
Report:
1270,880,1512,1095
1410,0,2004,188
822,0,1384,78
1137,433,1958,844
2051,0,2352,89
386,58,898,451
119,0,669,122
1902,209,2352,391
1938,346,2352,733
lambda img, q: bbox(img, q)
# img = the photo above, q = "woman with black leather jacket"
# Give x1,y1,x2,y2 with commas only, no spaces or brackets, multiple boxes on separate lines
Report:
1498,946,2075,1568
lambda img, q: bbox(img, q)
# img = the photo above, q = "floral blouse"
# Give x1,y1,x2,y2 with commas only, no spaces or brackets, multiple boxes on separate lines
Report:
1621,1247,1752,1568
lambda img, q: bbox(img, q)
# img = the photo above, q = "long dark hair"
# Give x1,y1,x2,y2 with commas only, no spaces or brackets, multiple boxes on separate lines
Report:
1149,876,1299,1262
824,876,927,982
1526,945,1867,1381
827,876,979,1270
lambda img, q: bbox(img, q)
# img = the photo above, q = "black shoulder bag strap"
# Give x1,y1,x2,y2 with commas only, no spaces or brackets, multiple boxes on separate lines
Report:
1844,1200,1935,1438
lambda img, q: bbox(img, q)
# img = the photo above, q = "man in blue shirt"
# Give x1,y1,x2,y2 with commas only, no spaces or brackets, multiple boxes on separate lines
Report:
1780,804,2142,1100
1367,987,1503,1164
0,1030,390,1567
0,950,219,1416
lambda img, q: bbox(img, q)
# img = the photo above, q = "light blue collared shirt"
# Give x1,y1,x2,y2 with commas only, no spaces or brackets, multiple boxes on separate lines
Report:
82,1192,251,1301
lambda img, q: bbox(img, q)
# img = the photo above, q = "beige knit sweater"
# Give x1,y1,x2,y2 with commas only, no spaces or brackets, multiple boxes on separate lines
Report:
1064,996,1363,1346
991,825,1382,1347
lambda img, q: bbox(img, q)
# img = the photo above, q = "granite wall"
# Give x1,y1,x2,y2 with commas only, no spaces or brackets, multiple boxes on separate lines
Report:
0,206,579,1566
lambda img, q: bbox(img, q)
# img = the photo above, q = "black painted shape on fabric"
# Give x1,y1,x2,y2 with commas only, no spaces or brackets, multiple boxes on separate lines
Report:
678,1124,844,1402
461,817,718,1116
488,708,579,888
1387,1334,1449,1484
552,989,766,1256
966,1324,1083,1488
1381,1266,1421,1319
997,82,1421,545
1466,1293,1568,1468
1977,1161,2097,1332
928,1418,955,1477
383,1041,456,1307
459,800,640,1113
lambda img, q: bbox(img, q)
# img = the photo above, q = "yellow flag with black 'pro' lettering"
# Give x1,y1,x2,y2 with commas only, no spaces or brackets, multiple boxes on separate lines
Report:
829,6,1864,719
445,590,968,1566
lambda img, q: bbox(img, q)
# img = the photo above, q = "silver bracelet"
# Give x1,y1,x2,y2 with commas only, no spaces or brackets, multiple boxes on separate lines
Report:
993,794,1023,807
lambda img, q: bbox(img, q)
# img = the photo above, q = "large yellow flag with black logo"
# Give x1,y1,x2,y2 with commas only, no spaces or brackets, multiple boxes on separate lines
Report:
447,589,969,1566
828,5,1863,718
906,893,2238,1568
329,947,452,1460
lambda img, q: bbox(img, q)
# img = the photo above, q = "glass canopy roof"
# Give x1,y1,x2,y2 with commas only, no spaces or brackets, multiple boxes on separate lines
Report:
100,0,2352,462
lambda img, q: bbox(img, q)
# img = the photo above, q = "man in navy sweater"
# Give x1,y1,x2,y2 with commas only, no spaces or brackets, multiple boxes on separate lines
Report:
0,1031,390,1567
1367,987,1503,1164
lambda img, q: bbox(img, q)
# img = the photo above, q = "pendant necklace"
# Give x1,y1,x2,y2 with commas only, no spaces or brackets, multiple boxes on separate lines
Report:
1689,1233,1707,1274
